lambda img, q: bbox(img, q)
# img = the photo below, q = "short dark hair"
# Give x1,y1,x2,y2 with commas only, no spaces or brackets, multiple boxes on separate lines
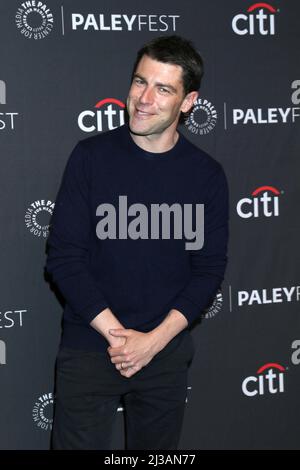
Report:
131,35,204,95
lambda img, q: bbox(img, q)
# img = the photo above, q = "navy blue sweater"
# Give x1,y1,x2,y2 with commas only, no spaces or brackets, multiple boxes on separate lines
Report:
46,124,229,352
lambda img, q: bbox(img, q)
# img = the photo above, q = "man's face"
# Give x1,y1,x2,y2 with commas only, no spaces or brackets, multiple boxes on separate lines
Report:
127,54,196,138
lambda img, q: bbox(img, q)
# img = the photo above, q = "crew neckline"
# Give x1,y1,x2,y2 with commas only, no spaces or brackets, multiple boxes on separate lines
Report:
120,123,185,162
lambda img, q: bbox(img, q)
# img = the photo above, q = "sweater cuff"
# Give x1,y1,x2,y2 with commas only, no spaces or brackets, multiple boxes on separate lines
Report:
170,296,202,326
78,299,110,325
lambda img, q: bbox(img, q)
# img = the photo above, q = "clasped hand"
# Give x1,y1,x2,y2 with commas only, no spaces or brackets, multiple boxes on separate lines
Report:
107,329,157,378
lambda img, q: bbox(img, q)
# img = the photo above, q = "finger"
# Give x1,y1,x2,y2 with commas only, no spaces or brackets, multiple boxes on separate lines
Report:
110,355,126,364
122,367,139,378
109,329,130,337
108,348,125,357
120,365,140,377
120,368,136,377
120,361,135,368
112,355,134,366
115,361,135,371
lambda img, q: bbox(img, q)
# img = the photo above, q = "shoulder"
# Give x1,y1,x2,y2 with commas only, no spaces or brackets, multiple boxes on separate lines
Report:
67,126,126,170
77,125,125,153
179,131,224,177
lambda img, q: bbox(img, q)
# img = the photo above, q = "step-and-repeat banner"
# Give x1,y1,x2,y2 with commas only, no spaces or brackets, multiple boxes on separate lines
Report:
0,0,299,450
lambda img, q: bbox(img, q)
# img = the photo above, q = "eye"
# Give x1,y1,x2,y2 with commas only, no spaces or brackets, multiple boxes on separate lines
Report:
159,87,170,94
134,77,144,85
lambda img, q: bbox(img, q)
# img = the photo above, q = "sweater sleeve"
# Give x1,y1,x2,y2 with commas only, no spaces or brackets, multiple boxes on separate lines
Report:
45,141,110,324
170,165,229,326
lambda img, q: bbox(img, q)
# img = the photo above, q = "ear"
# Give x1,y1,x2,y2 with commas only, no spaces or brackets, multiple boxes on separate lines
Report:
180,91,198,113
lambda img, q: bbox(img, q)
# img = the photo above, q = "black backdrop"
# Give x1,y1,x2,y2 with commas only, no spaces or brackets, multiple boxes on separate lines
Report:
0,0,299,450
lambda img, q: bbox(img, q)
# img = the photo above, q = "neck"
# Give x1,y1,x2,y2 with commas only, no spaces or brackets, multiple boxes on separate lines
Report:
130,129,179,154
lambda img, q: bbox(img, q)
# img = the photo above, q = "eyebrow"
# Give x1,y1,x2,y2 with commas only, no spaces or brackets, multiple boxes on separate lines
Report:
133,73,178,94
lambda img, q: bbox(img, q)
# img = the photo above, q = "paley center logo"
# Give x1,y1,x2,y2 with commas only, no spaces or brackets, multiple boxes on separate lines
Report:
32,392,54,431
202,289,223,319
78,98,125,133
96,195,204,251
71,13,180,32
242,363,286,397
15,1,54,40
237,185,282,219
0,81,19,131
185,98,218,136
25,199,54,238
228,80,300,128
237,286,300,307
232,2,278,36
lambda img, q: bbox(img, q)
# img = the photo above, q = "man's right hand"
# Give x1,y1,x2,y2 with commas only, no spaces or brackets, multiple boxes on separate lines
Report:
90,307,127,348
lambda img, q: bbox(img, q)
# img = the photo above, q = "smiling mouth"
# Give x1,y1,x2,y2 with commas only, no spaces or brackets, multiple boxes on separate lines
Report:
135,108,154,117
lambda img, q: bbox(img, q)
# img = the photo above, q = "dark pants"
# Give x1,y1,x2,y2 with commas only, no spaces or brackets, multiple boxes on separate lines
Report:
52,330,194,450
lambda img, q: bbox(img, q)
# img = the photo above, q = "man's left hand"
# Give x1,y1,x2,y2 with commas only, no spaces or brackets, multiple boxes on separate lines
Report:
107,329,159,378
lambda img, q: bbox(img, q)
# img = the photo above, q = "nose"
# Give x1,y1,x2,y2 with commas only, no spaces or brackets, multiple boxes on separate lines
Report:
139,86,154,105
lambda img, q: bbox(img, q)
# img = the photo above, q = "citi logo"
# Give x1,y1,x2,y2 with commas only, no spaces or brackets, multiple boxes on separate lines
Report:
232,3,278,36
242,363,286,397
237,185,281,219
78,98,125,133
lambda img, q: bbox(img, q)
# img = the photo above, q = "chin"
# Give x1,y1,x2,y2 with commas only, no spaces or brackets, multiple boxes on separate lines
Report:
129,127,150,136
128,121,151,136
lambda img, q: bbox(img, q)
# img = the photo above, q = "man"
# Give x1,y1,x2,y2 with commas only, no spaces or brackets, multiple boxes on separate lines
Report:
46,35,229,450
